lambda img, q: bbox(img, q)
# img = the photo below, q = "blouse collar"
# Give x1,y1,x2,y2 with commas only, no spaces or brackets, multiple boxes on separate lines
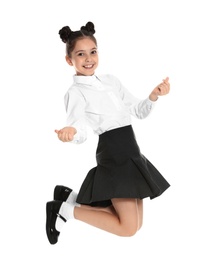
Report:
73,74,105,90
73,74,100,85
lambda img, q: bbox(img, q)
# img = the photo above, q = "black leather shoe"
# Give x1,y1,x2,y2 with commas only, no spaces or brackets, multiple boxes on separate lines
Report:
54,185,73,201
46,200,66,245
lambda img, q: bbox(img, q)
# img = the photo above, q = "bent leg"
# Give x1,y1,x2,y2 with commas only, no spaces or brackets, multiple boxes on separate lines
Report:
80,205,116,214
74,198,139,237
137,199,143,230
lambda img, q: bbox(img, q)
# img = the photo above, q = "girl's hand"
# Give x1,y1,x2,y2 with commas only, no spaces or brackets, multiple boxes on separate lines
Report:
149,77,170,101
55,127,77,142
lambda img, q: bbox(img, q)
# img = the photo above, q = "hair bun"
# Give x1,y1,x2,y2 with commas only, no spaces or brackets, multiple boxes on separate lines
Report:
81,21,95,35
58,26,72,43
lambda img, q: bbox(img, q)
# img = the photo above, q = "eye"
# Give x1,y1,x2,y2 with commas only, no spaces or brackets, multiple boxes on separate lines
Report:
91,50,97,55
77,52,84,56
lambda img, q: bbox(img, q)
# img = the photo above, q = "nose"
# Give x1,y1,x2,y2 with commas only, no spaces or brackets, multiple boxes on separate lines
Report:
85,54,92,62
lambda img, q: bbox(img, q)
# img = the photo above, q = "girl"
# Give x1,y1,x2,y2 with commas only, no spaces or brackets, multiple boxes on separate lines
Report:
46,22,170,245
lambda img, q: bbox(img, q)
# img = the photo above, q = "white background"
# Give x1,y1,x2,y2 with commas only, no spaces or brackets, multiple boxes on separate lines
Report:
0,0,199,259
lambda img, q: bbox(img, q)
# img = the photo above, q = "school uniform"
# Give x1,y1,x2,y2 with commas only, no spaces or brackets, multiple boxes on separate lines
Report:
64,74,170,207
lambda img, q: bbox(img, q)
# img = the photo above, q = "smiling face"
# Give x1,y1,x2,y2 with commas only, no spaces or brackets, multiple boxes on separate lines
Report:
66,38,99,76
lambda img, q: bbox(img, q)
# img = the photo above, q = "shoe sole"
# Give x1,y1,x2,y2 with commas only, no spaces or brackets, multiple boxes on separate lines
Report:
46,202,59,245
53,185,64,200
54,185,72,201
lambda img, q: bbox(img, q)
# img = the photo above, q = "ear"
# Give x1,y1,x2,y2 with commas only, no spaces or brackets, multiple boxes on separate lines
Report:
65,56,73,66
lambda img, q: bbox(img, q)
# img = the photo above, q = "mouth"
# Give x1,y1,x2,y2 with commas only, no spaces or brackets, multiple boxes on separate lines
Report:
83,64,94,69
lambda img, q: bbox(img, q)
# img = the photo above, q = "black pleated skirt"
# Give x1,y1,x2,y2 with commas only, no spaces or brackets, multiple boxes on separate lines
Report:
76,125,170,207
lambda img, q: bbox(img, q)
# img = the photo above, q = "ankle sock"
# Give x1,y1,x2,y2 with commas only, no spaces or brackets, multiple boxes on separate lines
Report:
55,201,80,232
67,190,79,206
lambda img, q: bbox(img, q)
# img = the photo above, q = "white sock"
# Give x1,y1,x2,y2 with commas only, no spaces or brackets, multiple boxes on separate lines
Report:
55,202,80,232
67,191,79,206
55,216,66,232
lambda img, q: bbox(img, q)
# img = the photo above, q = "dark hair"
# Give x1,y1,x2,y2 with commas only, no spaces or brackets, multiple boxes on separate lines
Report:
58,21,97,57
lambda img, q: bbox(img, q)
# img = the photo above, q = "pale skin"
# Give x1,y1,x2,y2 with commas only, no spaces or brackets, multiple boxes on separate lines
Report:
55,38,170,236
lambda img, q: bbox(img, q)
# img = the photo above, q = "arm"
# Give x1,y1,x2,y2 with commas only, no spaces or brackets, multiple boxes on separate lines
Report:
117,76,170,119
55,88,87,144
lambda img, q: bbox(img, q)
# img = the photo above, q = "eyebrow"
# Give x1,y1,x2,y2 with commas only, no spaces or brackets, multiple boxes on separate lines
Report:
75,47,97,54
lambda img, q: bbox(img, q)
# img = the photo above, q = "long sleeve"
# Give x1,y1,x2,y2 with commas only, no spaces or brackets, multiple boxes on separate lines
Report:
64,88,87,144
114,76,156,119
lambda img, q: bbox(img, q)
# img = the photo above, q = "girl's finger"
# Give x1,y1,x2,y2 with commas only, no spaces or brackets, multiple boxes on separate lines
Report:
68,134,73,141
163,77,169,82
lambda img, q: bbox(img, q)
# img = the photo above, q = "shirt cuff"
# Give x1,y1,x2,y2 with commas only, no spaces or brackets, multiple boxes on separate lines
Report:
147,97,158,104
70,126,87,144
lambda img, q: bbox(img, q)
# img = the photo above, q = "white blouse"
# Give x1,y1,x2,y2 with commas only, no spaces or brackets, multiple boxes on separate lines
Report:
64,74,156,144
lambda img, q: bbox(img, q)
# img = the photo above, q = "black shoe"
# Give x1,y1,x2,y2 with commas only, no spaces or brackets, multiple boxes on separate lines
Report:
54,185,73,201
46,200,66,245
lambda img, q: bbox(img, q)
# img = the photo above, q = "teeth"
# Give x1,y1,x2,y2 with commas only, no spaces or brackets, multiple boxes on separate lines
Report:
84,65,93,68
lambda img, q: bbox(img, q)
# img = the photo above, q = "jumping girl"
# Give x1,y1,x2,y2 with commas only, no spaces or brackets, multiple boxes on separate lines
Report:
46,21,170,245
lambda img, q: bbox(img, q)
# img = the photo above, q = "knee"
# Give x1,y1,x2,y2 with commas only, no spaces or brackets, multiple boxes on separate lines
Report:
119,220,144,237
118,225,138,237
